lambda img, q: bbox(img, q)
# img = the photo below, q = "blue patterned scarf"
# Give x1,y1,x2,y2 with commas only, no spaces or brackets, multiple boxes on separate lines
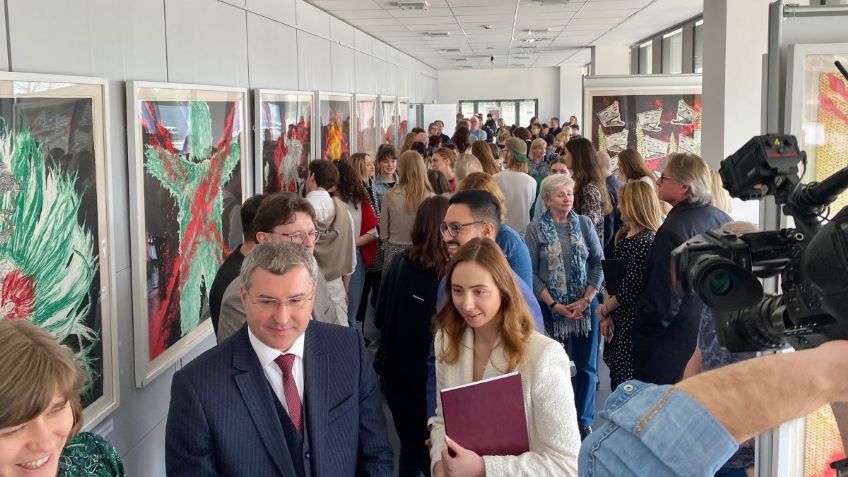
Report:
540,209,591,339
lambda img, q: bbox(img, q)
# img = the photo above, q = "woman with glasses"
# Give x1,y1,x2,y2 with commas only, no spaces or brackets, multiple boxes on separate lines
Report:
525,174,603,441
375,196,450,477
380,150,435,268
429,238,580,477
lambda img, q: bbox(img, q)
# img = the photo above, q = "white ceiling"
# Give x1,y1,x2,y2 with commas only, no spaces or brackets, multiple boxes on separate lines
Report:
306,0,703,70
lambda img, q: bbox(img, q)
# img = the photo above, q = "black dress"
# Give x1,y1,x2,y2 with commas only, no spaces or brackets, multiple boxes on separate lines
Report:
603,230,655,391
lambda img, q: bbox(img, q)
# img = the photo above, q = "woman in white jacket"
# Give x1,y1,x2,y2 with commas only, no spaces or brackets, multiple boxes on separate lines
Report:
430,238,580,477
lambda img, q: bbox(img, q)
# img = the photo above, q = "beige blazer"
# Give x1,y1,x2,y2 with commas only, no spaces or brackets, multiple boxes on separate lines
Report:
430,328,580,476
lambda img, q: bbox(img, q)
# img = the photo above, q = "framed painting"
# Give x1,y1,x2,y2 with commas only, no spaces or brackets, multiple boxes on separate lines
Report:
0,72,118,429
127,81,249,387
398,96,410,140
255,90,313,194
354,94,378,158
584,75,702,172
379,95,397,147
785,43,848,215
317,92,351,161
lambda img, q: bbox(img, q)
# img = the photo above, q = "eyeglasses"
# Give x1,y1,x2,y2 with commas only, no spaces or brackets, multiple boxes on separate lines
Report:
440,221,484,237
246,289,315,312
268,230,322,244
658,174,677,183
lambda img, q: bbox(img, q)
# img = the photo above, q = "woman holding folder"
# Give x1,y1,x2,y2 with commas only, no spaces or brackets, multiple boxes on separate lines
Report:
429,238,581,477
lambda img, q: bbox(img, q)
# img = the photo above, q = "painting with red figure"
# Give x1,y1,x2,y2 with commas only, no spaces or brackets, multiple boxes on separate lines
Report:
259,92,312,194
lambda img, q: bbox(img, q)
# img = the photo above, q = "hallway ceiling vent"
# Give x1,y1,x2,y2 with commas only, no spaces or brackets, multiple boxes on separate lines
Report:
395,1,429,10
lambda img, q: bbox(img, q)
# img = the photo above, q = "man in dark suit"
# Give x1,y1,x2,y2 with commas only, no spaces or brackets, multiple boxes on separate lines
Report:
633,152,732,385
166,241,393,477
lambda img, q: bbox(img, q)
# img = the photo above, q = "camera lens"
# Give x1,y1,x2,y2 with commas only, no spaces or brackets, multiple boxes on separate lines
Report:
708,272,733,296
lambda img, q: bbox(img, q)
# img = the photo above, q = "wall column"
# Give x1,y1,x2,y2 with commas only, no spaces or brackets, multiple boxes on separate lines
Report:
559,65,583,126
591,44,630,75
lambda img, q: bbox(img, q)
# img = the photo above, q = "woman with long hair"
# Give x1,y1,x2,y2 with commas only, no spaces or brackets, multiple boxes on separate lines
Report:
596,181,661,390
0,319,126,476
470,140,500,175
401,131,417,153
430,147,457,192
566,137,612,243
429,238,580,476
454,153,483,183
525,174,604,440
375,196,450,477
428,169,451,196
710,169,733,214
334,160,379,329
615,149,655,188
451,125,472,154
350,152,376,205
380,150,435,266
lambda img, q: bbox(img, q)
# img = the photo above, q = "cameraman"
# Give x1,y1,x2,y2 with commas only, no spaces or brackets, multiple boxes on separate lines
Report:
633,153,732,384
578,340,848,476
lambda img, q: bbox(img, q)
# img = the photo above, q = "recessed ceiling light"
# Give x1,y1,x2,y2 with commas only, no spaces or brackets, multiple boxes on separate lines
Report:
523,28,552,35
441,48,462,53
520,37,543,43
481,24,494,30
452,58,467,62
532,0,569,5
395,1,429,10
486,47,495,50
425,31,451,37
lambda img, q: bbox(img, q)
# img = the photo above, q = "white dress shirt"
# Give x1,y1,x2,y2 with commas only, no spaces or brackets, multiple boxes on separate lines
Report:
248,327,305,410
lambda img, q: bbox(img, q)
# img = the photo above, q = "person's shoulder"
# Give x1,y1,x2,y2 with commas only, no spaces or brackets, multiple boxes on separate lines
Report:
178,331,240,379
307,320,361,350
524,332,570,367
497,223,521,241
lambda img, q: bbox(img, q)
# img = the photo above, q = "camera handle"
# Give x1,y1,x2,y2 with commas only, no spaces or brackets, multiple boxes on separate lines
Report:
830,402,848,475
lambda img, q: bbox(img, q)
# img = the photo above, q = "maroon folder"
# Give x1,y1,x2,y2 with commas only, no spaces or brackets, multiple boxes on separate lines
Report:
440,372,529,456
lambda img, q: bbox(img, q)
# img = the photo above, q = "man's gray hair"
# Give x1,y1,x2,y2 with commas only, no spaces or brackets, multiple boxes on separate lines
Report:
666,152,713,205
240,241,317,290
539,174,575,201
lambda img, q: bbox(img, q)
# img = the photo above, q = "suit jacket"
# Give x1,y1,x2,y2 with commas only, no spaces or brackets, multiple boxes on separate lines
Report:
166,323,393,476
633,200,732,384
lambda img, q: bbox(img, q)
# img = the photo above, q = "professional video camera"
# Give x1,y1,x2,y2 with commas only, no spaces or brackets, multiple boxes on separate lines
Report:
671,129,848,352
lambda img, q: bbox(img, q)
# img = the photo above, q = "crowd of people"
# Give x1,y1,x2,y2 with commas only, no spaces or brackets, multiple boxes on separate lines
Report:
4,113,846,477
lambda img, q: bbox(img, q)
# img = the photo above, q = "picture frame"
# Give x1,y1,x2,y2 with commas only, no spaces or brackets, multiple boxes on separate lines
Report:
379,95,397,148
583,74,702,171
255,89,314,194
354,94,378,158
317,91,352,161
127,81,250,387
0,72,118,429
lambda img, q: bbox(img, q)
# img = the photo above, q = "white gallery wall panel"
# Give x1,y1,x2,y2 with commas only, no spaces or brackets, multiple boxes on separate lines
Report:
165,0,249,86
296,0,330,38
355,51,375,94
247,13,299,89
246,0,296,24
330,16,356,45
331,43,356,93
355,29,373,54
297,30,332,91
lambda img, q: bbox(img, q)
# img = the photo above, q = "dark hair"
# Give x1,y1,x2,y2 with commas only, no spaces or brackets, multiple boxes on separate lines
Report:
429,135,442,148
428,169,451,195
566,137,612,215
252,192,316,240
334,160,370,208
411,141,427,157
376,144,398,163
241,194,268,244
443,143,458,152
411,127,425,134
308,160,339,190
452,126,471,154
449,189,501,225
409,195,451,279
512,127,531,141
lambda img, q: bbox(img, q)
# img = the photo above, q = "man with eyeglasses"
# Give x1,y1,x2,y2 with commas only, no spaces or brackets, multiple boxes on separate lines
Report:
217,193,345,342
633,153,731,385
167,241,394,477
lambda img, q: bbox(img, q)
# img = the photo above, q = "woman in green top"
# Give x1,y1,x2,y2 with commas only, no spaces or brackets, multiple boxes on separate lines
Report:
0,319,125,477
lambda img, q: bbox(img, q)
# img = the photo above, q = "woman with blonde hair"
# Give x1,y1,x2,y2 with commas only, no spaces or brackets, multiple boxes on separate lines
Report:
350,152,376,205
380,150,435,266
710,169,732,214
596,181,661,390
454,153,484,182
429,238,580,476
470,140,500,175
0,319,125,476
494,137,537,234
401,131,418,153
430,147,458,192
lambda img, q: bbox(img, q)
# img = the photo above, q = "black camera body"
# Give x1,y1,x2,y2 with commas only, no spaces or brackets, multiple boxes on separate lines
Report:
671,133,848,352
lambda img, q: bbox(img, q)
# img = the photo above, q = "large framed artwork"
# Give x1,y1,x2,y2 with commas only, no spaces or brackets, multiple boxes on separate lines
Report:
317,92,351,161
0,72,118,429
398,96,410,140
784,43,848,474
354,94,378,158
584,75,702,172
379,95,397,147
255,90,313,193
127,81,249,387
785,43,848,216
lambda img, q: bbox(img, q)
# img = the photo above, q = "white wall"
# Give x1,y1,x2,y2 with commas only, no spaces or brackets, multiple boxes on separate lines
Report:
437,67,561,125
1,1,435,476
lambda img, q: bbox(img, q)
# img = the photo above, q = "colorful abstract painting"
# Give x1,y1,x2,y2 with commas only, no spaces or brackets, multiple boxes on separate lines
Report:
318,93,351,161
380,96,397,147
128,83,248,387
0,74,117,428
355,95,378,157
590,93,702,172
815,72,848,214
257,90,312,194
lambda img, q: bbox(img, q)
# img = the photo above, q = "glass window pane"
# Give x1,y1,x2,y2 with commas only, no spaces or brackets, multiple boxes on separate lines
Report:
501,101,517,126
639,43,653,74
518,100,536,127
460,101,475,119
694,21,704,74
477,101,499,120
662,31,683,74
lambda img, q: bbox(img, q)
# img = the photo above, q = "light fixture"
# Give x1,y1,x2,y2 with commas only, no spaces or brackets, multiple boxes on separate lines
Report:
441,48,462,53
425,31,451,37
395,1,429,10
452,58,468,62
523,28,552,35
481,24,494,30
533,0,569,5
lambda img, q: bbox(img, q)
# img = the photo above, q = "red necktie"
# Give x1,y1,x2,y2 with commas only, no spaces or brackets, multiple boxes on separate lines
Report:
274,354,303,434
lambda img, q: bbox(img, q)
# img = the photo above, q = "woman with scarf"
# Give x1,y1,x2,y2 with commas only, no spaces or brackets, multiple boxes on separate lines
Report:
524,173,603,441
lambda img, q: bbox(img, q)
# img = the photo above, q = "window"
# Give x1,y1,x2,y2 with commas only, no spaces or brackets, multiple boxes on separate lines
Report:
662,29,683,74
639,41,653,74
456,99,537,127
518,100,537,127
693,19,704,74
460,101,475,119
